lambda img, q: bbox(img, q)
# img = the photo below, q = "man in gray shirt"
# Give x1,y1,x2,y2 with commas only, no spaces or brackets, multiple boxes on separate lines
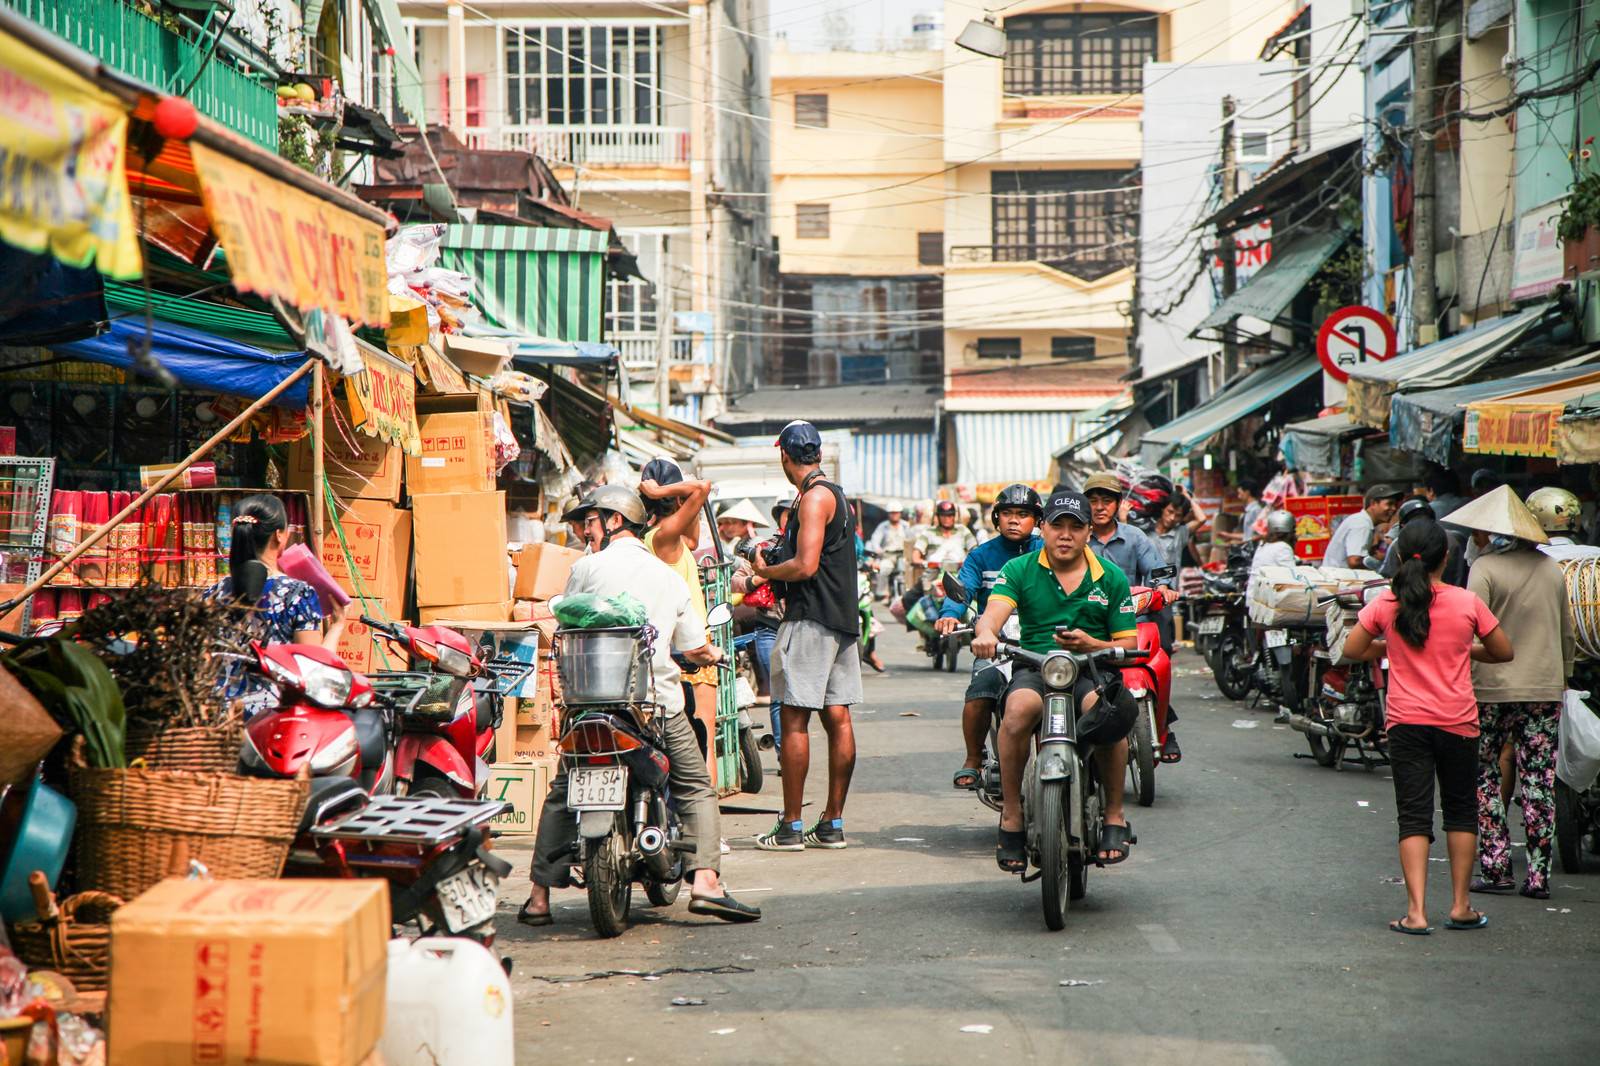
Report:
1323,484,1403,569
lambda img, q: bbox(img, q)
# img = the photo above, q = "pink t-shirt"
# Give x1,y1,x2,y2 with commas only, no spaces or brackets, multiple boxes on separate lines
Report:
1357,586,1499,736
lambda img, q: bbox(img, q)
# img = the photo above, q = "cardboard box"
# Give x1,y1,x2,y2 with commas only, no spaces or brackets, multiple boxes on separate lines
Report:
442,334,512,378
334,600,405,674
418,600,513,624
412,491,507,606
513,542,584,601
288,406,403,502
487,758,556,836
406,394,495,495
110,879,388,1066
322,500,411,604
494,700,558,764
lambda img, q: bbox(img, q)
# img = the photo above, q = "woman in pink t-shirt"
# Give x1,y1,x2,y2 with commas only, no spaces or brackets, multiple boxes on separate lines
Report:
1343,521,1513,935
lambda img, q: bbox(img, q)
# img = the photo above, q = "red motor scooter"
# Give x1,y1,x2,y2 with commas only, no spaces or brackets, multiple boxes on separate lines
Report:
1122,576,1177,808
362,616,528,799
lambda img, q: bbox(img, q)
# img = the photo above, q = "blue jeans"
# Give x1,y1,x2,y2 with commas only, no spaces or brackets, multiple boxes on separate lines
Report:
752,624,782,752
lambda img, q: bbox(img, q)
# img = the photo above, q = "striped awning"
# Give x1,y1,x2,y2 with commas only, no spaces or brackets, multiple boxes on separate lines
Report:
950,411,1079,486
849,430,938,499
438,225,609,344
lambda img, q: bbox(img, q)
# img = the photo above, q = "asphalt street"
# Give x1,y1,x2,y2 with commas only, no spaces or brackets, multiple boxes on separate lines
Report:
493,620,1599,1065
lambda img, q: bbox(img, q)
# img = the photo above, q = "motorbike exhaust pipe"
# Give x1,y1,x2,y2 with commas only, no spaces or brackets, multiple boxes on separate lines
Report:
1288,713,1342,739
637,826,666,855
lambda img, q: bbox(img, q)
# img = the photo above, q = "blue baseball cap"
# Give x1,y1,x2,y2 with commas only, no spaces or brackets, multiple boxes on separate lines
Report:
776,419,823,462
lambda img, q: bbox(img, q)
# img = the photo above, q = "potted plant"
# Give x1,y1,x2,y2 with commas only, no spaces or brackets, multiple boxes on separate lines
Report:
1558,136,1600,278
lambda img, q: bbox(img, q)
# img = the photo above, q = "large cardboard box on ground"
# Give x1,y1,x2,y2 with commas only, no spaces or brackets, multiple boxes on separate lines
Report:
418,600,513,624
412,491,507,606
405,393,496,495
488,757,556,836
335,599,403,673
322,500,411,604
109,878,388,1066
288,406,403,502
513,542,585,601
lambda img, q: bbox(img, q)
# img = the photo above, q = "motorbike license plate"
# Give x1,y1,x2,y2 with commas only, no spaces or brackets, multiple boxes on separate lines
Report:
1264,629,1289,649
1197,616,1225,636
437,865,498,933
570,765,627,810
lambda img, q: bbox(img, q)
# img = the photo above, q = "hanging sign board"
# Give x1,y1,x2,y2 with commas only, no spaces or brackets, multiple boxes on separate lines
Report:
1462,402,1563,457
344,343,422,455
1316,305,1397,384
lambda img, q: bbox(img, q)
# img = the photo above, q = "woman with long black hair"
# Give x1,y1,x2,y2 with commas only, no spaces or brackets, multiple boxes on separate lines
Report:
1342,521,1513,935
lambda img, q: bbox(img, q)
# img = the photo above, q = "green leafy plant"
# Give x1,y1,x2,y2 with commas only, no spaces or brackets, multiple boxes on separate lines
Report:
2,640,127,769
1557,136,1600,242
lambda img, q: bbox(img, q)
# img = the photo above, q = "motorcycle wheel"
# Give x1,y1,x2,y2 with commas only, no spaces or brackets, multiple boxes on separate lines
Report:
644,875,682,908
1555,779,1586,874
1213,633,1254,702
1038,779,1071,931
738,725,765,795
409,774,456,800
585,822,634,938
1129,701,1157,808
1306,733,1341,768
943,639,960,673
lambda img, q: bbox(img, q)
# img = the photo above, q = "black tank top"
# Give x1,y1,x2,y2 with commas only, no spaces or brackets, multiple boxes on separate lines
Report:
783,474,859,637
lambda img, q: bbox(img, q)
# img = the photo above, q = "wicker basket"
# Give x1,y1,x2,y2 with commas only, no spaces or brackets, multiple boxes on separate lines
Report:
68,767,309,901
124,719,244,774
9,891,122,991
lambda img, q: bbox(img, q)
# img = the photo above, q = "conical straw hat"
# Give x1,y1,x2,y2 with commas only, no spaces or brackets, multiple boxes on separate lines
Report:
1439,484,1549,544
716,498,768,526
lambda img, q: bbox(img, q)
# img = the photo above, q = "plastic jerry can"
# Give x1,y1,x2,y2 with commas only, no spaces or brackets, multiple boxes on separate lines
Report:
379,937,514,1065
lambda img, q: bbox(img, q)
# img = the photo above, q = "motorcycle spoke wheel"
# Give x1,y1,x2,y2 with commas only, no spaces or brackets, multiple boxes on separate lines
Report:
1130,701,1157,808
738,725,765,795
1038,780,1071,931
1214,634,1254,702
585,822,634,938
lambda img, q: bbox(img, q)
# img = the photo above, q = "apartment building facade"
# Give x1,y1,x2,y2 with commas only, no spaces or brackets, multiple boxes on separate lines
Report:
401,0,770,419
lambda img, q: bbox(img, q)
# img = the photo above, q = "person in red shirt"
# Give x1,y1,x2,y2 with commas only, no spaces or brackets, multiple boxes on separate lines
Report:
1342,521,1513,936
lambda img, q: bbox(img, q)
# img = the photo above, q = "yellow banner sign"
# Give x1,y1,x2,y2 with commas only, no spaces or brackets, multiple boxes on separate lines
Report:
344,345,421,456
1462,402,1565,457
189,142,389,328
0,29,141,278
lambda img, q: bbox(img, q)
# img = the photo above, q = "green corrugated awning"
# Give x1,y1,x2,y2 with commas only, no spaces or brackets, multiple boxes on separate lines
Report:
365,0,426,126
1139,355,1320,465
104,282,297,349
437,225,608,343
1195,228,1352,332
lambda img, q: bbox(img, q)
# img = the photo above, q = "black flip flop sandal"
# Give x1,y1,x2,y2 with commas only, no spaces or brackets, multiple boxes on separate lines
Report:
1389,918,1431,936
687,893,763,923
1097,822,1134,865
996,827,1026,873
953,767,980,790
1444,911,1488,930
517,901,553,927
1160,733,1182,764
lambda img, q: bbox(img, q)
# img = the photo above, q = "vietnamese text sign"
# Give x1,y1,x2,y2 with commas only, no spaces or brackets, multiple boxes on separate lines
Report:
1462,402,1564,457
344,345,421,455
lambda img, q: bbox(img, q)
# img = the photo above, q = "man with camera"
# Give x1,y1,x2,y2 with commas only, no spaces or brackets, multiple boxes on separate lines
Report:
752,420,861,852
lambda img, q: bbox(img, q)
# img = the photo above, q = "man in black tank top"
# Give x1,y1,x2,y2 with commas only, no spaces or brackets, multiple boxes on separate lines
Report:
751,420,863,852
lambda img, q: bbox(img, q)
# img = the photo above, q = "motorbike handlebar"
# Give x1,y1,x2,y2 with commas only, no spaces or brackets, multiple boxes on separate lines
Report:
360,615,408,638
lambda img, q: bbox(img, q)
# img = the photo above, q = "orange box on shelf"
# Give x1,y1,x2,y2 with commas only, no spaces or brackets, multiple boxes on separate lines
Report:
1283,495,1364,560
418,600,513,624
412,490,507,607
405,393,496,496
334,599,405,673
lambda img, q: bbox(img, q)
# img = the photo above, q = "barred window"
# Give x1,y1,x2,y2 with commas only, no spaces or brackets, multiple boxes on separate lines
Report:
976,337,1021,360
1051,336,1097,360
990,170,1139,280
917,231,943,266
1002,13,1158,97
795,93,829,128
797,203,830,239
504,25,662,125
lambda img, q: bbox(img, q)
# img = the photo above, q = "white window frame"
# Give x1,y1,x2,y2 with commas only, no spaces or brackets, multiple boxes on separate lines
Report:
1238,129,1273,163
503,23,665,127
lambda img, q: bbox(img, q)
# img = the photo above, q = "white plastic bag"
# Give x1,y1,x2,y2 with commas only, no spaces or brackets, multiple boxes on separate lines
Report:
1556,688,1600,792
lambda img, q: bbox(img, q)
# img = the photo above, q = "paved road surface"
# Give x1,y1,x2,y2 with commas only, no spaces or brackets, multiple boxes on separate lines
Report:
493,621,1598,1065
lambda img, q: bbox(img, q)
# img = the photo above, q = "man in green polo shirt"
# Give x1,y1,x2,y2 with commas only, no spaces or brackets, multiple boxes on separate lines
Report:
970,489,1139,874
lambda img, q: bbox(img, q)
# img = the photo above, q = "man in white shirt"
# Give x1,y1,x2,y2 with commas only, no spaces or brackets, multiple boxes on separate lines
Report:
521,485,761,926
1251,510,1301,572
1323,484,1403,568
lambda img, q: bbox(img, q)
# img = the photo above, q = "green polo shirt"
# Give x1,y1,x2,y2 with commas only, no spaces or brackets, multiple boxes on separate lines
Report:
989,547,1138,654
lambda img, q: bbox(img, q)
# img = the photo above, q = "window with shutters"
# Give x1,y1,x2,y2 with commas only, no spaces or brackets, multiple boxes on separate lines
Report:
917,231,944,266
797,203,830,239
1002,13,1158,97
504,25,663,125
1051,336,1097,360
990,169,1139,280
795,93,829,128
976,337,1022,360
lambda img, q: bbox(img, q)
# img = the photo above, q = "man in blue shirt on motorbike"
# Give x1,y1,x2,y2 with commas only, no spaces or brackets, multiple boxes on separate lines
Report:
935,484,1045,790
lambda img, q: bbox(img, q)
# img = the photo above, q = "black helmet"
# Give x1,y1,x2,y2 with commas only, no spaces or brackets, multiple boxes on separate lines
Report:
935,499,957,516
1397,496,1436,527
990,483,1044,525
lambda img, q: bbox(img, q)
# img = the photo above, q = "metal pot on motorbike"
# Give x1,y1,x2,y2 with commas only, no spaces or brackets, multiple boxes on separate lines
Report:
556,629,652,705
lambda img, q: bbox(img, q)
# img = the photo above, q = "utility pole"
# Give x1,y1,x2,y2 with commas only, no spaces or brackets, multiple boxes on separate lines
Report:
687,0,715,416
655,273,675,417
446,0,466,139
1219,95,1240,386
1410,0,1439,345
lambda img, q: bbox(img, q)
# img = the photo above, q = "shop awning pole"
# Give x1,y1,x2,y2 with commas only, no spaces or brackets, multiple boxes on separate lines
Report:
0,359,317,618
312,361,326,546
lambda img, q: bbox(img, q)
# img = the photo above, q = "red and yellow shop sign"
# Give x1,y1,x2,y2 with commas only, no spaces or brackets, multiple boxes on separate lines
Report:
1462,401,1564,458
0,28,141,278
189,142,388,328
344,344,421,456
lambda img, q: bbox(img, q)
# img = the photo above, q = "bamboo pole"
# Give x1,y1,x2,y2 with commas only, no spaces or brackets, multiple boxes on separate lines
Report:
0,359,317,616
312,360,326,546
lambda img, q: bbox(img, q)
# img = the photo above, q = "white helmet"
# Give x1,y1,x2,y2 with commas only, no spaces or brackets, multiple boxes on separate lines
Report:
887,500,904,514
1526,487,1582,533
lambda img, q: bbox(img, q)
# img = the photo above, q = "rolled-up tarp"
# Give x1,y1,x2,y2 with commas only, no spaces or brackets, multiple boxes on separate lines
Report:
53,317,310,407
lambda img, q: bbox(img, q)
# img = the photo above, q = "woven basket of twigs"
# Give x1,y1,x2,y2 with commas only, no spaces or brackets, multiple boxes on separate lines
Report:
124,716,244,774
67,765,309,902
9,891,122,991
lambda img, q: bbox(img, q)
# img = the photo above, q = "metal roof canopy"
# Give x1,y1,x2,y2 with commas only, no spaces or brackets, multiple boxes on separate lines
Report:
1280,410,1372,476
1195,228,1351,333
1200,135,1362,233
1139,355,1321,463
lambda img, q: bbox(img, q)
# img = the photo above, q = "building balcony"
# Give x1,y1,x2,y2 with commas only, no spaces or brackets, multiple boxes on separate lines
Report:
948,244,1135,284
614,333,694,373
465,124,691,168
4,0,279,150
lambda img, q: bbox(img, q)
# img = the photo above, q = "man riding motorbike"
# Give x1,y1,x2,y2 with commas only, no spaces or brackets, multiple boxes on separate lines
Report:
936,484,1044,790
912,500,978,586
867,501,911,603
970,490,1141,873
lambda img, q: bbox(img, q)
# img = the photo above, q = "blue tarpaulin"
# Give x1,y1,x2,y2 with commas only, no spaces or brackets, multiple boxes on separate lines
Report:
54,318,311,406
463,326,619,368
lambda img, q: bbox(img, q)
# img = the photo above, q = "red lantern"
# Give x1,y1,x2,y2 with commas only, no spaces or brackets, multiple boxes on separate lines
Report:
152,96,199,140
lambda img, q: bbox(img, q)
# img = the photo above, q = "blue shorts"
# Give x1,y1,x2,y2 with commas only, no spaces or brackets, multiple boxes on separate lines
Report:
965,658,1008,703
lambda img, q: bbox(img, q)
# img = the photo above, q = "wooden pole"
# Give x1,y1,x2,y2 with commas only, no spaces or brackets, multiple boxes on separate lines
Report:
312,360,326,546
0,359,317,615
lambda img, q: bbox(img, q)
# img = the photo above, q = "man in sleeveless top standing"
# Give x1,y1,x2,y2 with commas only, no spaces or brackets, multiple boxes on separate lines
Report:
753,420,862,851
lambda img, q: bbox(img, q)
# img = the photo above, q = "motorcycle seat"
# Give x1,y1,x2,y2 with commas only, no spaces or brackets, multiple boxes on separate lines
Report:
351,708,388,774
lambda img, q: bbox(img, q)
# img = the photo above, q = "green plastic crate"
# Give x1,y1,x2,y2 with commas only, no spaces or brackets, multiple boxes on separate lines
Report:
6,0,278,149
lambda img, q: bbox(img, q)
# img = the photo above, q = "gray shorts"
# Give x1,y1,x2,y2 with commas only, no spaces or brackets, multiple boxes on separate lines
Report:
772,618,863,709
965,658,1007,703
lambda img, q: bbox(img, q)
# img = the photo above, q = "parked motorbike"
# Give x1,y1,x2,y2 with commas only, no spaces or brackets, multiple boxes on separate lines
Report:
554,602,735,938
1123,572,1177,807
1278,584,1390,771
1196,546,1255,700
857,558,883,667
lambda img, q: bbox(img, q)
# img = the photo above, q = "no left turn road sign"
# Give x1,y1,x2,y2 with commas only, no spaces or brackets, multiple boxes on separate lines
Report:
1316,305,1397,384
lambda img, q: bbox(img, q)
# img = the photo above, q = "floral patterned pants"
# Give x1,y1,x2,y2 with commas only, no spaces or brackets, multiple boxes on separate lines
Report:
1476,700,1562,892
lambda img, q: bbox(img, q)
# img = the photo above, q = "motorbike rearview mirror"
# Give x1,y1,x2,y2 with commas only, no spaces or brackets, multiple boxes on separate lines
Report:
706,601,733,628
941,572,969,605
1149,565,1177,583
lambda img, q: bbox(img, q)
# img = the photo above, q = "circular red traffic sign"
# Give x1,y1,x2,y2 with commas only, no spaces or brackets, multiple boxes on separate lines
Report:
1316,305,1397,384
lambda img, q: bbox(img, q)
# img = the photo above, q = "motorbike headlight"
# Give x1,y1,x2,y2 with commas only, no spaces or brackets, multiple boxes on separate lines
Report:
309,728,360,773
293,654,354,708
437,645,475,677
1041,652,1078,690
